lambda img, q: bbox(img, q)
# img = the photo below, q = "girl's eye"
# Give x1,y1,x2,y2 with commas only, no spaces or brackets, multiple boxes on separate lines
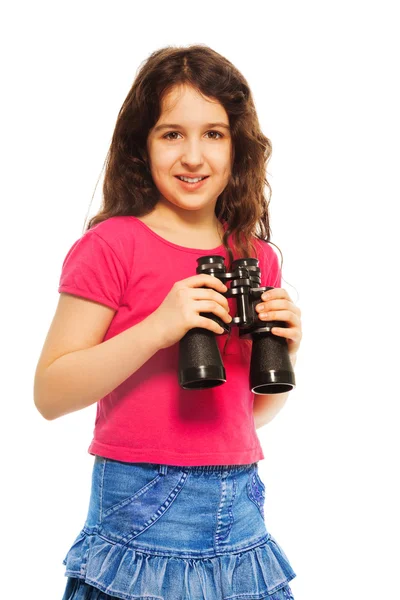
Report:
163,131,223,141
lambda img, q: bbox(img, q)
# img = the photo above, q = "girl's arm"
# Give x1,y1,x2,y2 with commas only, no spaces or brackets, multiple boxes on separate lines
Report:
34,294,164,421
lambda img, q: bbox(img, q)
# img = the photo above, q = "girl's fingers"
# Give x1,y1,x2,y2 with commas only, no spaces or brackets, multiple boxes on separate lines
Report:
258,299,301,317
262,290,302,353
258,311,301,328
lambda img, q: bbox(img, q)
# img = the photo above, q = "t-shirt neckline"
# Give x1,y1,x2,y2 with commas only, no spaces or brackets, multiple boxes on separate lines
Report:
130,215,227,254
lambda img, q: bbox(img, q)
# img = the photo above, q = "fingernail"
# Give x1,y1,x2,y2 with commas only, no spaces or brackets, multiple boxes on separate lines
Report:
262,292,270,300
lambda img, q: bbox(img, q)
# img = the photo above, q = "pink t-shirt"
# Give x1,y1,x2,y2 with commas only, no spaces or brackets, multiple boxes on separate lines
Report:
58,216,281,466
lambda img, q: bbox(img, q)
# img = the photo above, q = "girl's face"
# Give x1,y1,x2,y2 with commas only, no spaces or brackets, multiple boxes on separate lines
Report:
146,84,233,218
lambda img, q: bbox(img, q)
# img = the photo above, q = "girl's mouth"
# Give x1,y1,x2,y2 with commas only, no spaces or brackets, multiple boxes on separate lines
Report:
175,176,209,191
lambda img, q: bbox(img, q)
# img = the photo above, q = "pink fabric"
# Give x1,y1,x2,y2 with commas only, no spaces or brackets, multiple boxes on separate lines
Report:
58,216,281,466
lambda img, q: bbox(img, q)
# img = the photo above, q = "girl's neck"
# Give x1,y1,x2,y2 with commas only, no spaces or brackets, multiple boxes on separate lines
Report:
150,204,222,231
136,211,226,249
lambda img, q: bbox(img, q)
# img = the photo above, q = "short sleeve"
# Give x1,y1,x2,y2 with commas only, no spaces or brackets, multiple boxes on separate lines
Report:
58,229,128,310
258,240,282,289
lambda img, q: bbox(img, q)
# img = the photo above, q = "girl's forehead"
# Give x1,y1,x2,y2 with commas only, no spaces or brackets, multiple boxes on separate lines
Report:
160,85,225,116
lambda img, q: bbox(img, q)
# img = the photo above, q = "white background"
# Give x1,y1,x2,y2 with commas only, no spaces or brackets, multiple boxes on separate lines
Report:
2,1,399,599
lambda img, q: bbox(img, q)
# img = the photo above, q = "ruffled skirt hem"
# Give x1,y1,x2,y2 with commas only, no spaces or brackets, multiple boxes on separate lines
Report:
62,529,296,600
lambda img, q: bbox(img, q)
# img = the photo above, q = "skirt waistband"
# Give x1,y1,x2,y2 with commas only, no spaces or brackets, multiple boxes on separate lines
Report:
156,462,258,475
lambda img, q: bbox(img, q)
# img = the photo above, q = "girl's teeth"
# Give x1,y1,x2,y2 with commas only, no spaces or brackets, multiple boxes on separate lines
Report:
178,176,206,183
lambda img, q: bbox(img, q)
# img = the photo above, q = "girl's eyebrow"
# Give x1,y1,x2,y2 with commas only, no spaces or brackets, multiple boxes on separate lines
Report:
153,122,231,133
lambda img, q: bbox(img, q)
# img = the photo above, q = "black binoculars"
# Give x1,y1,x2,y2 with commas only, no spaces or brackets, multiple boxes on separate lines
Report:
178,255,296,394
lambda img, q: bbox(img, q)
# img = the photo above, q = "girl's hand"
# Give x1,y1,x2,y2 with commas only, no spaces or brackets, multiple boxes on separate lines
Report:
255,288,302,360
150,274,232,350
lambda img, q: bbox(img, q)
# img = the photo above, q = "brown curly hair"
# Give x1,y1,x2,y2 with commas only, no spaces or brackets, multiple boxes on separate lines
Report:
83,43,283,275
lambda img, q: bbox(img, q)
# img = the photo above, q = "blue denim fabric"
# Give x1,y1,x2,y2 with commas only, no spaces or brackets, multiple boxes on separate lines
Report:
61,457,296,600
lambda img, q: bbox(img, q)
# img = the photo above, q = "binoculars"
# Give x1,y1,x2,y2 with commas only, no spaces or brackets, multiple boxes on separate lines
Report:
178,255,296,394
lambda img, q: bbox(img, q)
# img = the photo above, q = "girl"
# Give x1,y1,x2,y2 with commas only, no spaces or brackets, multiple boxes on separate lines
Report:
34,44,302,600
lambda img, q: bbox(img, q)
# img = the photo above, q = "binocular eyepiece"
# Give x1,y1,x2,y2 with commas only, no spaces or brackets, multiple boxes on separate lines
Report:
178,255,296,395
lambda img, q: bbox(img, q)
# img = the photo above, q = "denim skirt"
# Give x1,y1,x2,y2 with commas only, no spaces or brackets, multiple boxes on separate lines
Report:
61,456,296,600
